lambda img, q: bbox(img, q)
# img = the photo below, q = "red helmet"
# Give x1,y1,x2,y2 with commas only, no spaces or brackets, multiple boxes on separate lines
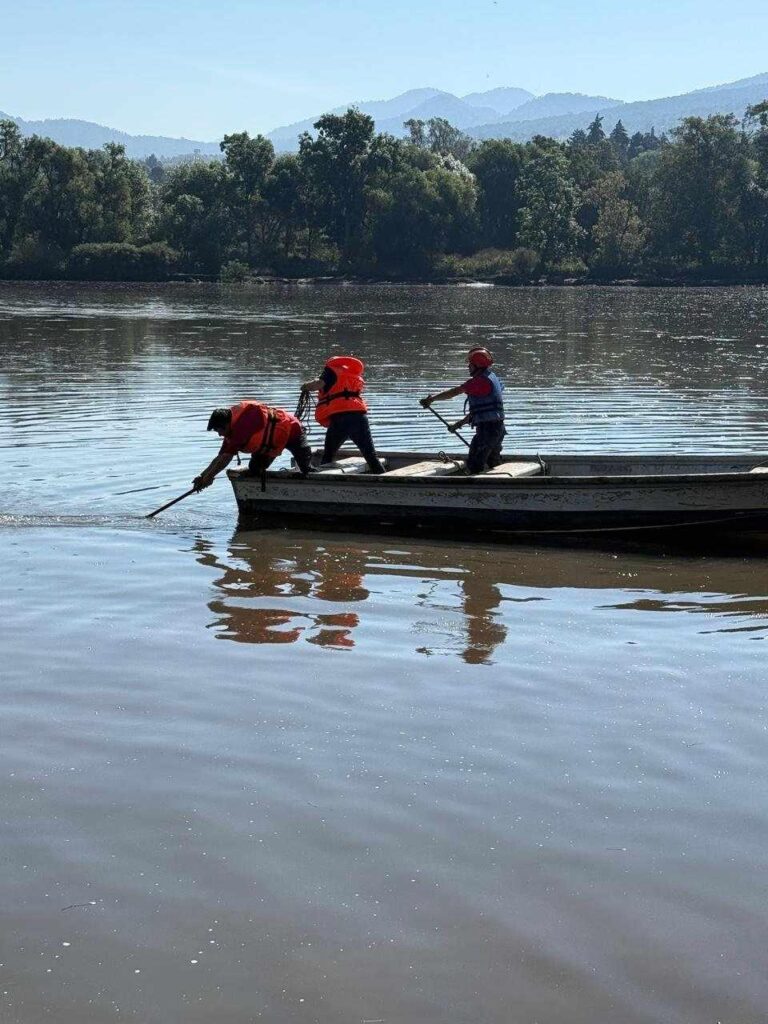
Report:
468,347,494,370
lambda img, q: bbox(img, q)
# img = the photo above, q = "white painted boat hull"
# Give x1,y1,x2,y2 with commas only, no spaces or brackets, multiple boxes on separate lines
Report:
228,452,768,535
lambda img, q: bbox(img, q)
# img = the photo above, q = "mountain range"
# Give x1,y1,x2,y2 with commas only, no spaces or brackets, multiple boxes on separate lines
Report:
264,87,624,149
2,71,767,160
0,112,221,159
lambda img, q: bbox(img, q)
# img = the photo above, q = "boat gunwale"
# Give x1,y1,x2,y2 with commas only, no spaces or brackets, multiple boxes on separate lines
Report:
229,453,768,489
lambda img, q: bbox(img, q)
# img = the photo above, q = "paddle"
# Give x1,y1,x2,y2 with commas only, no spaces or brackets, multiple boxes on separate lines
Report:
146,487,197,519
423,403,471,448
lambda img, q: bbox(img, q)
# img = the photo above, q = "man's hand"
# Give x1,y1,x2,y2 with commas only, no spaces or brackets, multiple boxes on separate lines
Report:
419,395,433,409
448,421,462,433
193,474,213,491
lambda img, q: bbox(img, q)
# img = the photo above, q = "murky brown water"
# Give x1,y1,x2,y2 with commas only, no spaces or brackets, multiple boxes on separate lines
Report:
1,282,768,1024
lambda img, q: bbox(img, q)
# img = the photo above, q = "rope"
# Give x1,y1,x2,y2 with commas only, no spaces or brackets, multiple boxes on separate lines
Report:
438,451,469,474
295,389,315,440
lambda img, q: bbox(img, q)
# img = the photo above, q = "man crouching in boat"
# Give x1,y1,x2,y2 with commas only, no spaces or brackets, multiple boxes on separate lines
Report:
302,355,386,474
193,401,313,490
420,347,505,474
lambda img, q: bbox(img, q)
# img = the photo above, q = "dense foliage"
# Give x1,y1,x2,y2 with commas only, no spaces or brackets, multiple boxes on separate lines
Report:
2,104,768,282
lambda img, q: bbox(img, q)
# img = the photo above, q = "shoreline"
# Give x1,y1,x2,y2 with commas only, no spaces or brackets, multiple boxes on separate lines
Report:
1,273,768,290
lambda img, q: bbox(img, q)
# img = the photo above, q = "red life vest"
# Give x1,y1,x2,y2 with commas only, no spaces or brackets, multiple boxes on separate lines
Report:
229,401,295,458
315,356,368,427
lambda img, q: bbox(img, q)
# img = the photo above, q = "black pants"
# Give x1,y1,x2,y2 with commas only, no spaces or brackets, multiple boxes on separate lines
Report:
322,412,385,474
248,429,313,476
467,421,506,474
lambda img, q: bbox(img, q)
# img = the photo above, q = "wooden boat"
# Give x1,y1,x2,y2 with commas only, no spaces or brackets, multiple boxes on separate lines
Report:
227,450,768,536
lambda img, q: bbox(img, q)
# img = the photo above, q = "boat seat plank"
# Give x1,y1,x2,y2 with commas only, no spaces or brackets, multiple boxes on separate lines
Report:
482,461,542,478
314,457,382,475
384,460,463,478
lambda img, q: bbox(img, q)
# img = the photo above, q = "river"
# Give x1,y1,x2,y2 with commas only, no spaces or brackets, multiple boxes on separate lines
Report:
1,282,767,1024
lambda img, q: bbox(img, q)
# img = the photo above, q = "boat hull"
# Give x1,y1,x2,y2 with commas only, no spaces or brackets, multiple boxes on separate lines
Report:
229,452,768,537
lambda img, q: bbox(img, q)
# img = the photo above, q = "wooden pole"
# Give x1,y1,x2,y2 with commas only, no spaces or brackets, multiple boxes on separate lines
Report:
424,404,471,448
146,487,197,519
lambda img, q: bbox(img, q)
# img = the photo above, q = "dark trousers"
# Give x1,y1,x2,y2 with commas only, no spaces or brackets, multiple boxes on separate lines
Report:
322,412,385,473
467,421,506,474
248,429,313,476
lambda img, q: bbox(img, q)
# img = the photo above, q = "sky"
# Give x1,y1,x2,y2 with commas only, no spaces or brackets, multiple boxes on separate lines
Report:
2,0,768,140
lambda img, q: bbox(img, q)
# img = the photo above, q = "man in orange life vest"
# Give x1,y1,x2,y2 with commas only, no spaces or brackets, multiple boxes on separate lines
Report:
192,400,313,491
420,347,506,474
302,355,385,474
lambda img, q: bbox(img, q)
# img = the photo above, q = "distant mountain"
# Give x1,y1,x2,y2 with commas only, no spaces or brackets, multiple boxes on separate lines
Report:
689,71,768,94
502,92,623,122
266,86,618,150
470,72,768,142
461,87,534,114
4,71,767,161
0,112,219,159
266,88,448,151
375,92,501,135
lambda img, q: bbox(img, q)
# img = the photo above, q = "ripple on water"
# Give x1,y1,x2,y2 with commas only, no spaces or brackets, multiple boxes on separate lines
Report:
2,284,768,1024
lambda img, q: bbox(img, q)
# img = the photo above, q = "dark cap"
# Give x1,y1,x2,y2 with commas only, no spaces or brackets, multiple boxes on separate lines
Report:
207,408,231,431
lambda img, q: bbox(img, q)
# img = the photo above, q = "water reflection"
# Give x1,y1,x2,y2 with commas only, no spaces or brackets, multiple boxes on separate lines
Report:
601,594,768,635
194,530,768,659
195,534,369,649
194,531,517,662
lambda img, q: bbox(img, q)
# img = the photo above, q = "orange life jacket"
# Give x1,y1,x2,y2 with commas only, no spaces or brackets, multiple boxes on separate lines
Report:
315,356,368,427
229,401,294,458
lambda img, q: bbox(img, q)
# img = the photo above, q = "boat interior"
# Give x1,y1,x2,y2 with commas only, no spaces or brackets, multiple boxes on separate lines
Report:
250,450,768,481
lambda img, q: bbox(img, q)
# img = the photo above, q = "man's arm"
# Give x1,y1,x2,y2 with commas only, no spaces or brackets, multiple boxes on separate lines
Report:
420,384,464,408
301,378,322,392
449,414,471,431
193,450,234,490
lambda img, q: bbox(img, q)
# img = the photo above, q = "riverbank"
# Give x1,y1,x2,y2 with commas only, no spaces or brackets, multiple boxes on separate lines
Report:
3,271,768,289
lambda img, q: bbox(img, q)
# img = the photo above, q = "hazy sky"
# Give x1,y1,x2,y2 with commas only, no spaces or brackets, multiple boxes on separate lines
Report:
2,0,767,139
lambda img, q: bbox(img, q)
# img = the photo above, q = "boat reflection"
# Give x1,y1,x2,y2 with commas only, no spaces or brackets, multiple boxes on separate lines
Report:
193,529,768,658
194,535,369,649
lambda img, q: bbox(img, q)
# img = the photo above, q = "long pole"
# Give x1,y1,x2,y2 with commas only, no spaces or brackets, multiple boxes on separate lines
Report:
146,487,197,519
424,404,471,448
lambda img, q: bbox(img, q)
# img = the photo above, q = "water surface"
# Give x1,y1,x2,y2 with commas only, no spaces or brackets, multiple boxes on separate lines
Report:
1,283,767,1024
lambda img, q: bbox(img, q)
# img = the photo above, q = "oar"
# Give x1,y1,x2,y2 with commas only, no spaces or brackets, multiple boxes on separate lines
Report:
146,487,197,519
423,404,471,448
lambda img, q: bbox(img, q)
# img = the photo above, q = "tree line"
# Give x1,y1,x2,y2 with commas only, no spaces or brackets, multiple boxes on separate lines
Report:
1,102,768,283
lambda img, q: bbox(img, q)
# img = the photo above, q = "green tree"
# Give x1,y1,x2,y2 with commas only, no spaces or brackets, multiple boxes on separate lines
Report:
404,118,426,148
158,160,231,273
86,143,150,243
743,101,768,265
0,120,27,256
425,118,475,161
587,115,606,145
18,138,97,251
628,128,662,160
609,120,630,164
368,163,476,273
220,131,275,262
298,108,378,265
587,171,646,275
648,114,752,268
517,141,580,269
469,139,526,248
142,154,166,185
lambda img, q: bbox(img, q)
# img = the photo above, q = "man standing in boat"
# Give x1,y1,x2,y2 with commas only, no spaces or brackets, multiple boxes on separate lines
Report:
302,355,386,474
192,400,313,491
420,347,505,474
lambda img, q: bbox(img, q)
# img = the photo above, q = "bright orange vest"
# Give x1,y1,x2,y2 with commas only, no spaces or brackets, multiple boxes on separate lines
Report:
315,356,368,427
229,401,294,458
